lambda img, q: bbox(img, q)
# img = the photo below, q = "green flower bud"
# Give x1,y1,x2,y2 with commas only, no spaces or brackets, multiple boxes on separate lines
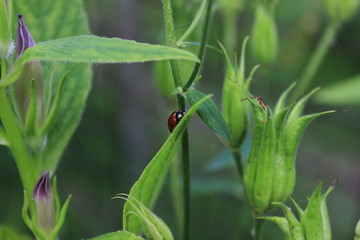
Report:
355,219,360,240
324,0,360,23
221,38,257,149
0,0,13,58
244,85,334,215
251,5,278,64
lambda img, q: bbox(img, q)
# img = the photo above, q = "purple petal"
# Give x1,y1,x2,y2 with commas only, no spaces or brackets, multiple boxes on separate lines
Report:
16,15,35,58
32,171,52,200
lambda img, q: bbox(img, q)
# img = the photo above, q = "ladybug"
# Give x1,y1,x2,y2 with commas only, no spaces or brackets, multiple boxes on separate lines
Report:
168,110,187,133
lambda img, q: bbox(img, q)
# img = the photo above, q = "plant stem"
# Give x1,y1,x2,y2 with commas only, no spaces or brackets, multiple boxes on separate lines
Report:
291,23,338,100
231,148,243,180
0,60,36,197
162,0,191,239
183,0,213,91
253,218,264,240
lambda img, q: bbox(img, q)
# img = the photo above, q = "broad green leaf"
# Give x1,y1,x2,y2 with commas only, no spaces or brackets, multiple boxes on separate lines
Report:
186,89,230,142
0,225,32,240
301,184,323,240
13,0,92,174
88,231,144,240
3,35,200,86
123,95,211,234
315,74,360,105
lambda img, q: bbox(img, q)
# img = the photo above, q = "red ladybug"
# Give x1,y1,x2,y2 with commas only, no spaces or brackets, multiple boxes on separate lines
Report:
168,110,187,133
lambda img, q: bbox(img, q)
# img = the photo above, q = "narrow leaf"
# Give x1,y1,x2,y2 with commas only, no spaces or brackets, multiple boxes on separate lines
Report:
123,95,211,234
186,89,230,142
2,36,199,86
274,82,297,115
88,231,144,240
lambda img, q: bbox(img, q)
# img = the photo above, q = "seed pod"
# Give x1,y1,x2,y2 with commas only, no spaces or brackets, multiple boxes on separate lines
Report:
324,0,360,23
220,38,252,149
251,5,278,64
244,85,335,215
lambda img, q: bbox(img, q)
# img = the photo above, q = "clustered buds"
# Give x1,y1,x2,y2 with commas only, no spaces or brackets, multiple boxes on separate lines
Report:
251,4,278,64
244,84,335,215
262,182,336,240
32,171,55,233
324,0,360,24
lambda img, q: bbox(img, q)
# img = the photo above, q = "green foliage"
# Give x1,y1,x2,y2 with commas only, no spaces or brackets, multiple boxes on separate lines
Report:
123,95,211,235
186,89,230,142
0,225,32,240
0,0,11,58
315,74,360,105
89,231,144,240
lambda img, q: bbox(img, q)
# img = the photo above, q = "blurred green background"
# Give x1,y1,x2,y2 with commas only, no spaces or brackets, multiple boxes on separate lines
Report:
0,0,359,239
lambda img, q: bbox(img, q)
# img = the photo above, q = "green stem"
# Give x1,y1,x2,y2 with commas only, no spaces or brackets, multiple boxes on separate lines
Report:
253,218,264,240
0,60,36,197
231,148,243,180
162,0,191,239
291,23,338,100
183,0,213,91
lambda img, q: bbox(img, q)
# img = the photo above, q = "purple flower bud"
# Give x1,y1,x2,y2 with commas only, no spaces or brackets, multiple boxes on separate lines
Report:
16,14,35,58
32,171,55,233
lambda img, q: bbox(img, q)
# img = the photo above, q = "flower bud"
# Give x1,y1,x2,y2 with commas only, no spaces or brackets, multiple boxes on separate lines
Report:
0,0,13,58
15,15,43,127
244,85,334,215
355,219,360,240
324,0,360,23
16,15,35,58
251,5,278,64
221,38,254,149
32,171,55,233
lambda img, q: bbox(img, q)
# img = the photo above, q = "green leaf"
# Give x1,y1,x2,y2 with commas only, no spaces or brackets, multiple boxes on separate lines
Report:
0,225,32,240
2,35,200,86
123,94,211,234
186,89,230,142
315,74,360,105
13,0,92,174
88,231,144,240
